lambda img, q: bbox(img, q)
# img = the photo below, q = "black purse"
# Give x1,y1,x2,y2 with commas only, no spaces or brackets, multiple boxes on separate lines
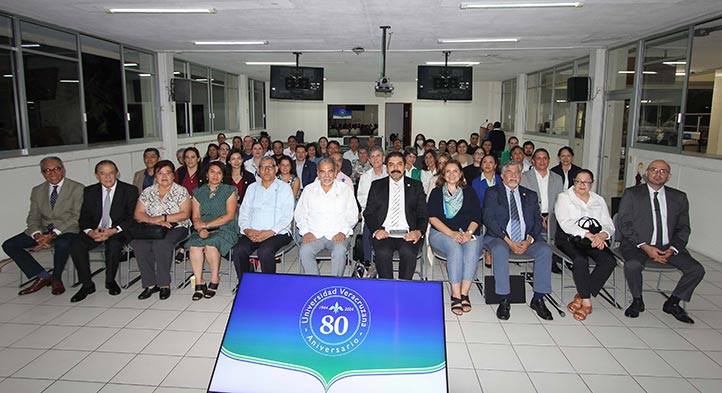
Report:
129,222,172,240
568,216,602,249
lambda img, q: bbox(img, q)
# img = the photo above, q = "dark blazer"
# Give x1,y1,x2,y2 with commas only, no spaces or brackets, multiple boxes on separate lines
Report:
550,163,582,189
482,183,543,243
364,177,429,235
488,129,506,156
617,183,691,255
234,170,257,204
299,160,317,187
79,180,139,234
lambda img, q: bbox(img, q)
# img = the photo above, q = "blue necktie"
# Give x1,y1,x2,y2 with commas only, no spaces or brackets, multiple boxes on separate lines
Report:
50,185,58,210
509,190,523,242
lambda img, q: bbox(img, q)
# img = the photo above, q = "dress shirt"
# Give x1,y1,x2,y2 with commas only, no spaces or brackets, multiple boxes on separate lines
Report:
522,158,533,172
295,179,358,239
647,184,670,247
343,150,359,161
535,169,550,214
295,160,306,187
89,182,119,232
357,167,387,211
381,177,409,231
244,159,260,179
237,179,294,236
336,171,353,185
283,148,296,160
504,184,527,239
554,187,615,239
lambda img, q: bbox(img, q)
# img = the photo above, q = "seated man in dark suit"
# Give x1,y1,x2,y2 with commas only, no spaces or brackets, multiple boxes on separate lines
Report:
294,144,317,189
70,160,139,302
483,161,554,321
618,159,704,323
364,152,428,280
2,156,84,295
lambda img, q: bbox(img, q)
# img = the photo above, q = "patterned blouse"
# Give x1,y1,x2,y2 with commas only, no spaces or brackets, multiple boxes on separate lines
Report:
139,182,191,227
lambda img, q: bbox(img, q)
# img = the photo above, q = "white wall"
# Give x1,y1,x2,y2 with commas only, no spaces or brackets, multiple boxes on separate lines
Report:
626,148,722,257
265,81,502,146
385,103,404,142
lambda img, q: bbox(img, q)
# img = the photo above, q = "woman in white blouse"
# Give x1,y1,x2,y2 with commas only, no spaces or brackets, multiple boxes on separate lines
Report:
554,169,616,321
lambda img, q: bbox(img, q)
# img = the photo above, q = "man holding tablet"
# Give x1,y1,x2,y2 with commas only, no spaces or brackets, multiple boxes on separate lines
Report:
364,152,428,280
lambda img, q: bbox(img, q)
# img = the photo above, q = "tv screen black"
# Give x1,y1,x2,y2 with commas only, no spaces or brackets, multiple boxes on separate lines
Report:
417,66,472,101
270,65,324,100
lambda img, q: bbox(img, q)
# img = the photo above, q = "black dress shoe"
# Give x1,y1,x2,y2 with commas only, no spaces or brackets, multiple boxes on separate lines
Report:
496,299,511,320
663,301,694,324
159,287,171,300
106,281,121,296
530,298,554,320
138,286,160,300
71,284,96,303
624,298,645,318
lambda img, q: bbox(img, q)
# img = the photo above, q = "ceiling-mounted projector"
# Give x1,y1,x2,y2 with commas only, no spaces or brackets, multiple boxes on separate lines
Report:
375,77,394,93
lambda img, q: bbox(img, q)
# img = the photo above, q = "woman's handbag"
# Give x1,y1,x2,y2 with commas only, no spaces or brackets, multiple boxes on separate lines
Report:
568,216,603,249
129,222,172,239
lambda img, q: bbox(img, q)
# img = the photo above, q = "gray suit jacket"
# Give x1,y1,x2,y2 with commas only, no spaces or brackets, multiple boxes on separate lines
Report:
617,183,691,255
24,178,84,236
520,169,564,215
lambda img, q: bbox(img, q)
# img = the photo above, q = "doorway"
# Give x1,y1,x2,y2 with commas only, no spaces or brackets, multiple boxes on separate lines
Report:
385,103,412,147
599,96,631,205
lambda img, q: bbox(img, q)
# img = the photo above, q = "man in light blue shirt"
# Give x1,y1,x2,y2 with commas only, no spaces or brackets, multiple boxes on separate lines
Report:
231,157,295,279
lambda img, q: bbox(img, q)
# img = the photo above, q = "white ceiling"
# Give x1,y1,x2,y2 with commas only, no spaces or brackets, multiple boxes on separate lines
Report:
1,0,722,82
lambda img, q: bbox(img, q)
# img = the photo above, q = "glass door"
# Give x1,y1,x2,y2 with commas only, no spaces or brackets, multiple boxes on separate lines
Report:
600,96,631,204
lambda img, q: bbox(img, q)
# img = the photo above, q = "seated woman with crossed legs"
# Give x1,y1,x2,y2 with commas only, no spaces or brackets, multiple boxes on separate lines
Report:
554,169,617,321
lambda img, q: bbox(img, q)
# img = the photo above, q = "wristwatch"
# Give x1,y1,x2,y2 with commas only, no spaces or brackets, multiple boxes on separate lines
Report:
163,214,168,222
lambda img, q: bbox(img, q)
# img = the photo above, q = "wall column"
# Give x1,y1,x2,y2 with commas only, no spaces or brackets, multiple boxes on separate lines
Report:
584,48,607,178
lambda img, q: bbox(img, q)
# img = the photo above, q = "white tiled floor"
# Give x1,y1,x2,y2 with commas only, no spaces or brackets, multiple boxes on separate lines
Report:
1,250,722,392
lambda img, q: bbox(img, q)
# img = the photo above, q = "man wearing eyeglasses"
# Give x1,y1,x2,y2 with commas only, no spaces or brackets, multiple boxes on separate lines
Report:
618,160,704,324
2,156,84,296
483,161,554,321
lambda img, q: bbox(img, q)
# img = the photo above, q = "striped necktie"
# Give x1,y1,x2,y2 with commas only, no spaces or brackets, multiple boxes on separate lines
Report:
50,185,58,209
509,190,523,242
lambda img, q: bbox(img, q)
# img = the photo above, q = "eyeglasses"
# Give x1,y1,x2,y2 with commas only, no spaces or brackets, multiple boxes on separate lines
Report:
41,167,62,174
258,165,276,171
647,167,669,175
574,180,592,186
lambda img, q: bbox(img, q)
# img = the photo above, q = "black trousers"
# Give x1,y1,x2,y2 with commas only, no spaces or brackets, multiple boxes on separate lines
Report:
623,246,705,302
2,232,78,281
557,240,617,299
70,231,130,288
372,236,421,280
231,234,291,279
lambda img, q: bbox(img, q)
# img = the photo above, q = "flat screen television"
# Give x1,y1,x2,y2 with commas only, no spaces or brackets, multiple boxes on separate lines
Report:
417,65,473,101
332,107,352,119
208,273,448,393
270,65,324,100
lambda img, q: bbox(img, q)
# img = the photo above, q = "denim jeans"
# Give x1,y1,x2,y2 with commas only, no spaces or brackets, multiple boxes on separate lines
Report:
429,228,483,284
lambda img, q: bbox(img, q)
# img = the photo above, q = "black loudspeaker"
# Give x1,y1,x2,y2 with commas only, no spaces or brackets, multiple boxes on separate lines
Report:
172,78,191,103
567,77,590,102
484,275,527,304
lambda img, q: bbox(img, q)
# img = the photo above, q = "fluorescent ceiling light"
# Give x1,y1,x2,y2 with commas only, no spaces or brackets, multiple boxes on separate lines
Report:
617,70,657,75
124,63,138,67
2,74,12,78
245,62,297,66
194,41,268,45
425,61,480,66
106,8,216,14
59,79,79,83
460,2,583,9
139,73,152,77
21,44,41,48
437,38,519,43
663,61,687,65
675,72,686,76
173,71,181,75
